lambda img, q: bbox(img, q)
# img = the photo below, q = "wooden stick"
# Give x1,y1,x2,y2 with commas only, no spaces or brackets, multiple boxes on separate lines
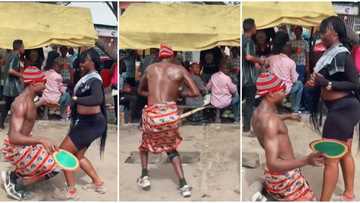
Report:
179,105,210,119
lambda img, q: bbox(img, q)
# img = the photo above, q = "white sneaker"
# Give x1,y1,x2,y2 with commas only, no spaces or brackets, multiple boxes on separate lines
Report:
179,184,192,198
137,176,151,191
1,170,23,200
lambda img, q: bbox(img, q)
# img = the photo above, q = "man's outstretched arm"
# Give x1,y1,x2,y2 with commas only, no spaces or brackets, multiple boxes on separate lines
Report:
263,117,323,172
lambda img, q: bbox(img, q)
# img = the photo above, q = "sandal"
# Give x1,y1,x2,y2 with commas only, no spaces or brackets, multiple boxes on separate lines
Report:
82,182,106,194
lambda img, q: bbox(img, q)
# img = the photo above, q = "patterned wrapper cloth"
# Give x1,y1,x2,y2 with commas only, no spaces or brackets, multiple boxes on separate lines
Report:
264,168,315,201
139,102,182,153
1,137,57,179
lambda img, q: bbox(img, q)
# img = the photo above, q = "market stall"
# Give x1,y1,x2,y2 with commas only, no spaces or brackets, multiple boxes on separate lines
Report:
243,2,336,29
0,3,97,49
119,3,240,51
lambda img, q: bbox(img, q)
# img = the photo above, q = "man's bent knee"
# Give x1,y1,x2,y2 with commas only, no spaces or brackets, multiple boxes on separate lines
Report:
166,150,179,161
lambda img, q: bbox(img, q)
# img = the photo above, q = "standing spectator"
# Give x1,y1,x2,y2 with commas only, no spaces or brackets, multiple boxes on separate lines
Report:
200,47,222,83
242,18,266,132
68,48,77,68
290,26,310,83
59,46,74,92
123,50,137,81
111,62,118,123
0,54,6,100
24,49,44,69
255,30,271,57
0,40,25,129
44,46,59,71
229,47,240,86
140,48,158,75
267,31,303,113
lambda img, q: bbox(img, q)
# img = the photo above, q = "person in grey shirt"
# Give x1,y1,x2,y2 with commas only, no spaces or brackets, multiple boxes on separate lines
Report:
183,63,208,121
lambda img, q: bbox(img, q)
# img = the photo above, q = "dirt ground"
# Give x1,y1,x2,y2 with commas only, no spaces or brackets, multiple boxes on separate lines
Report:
242,116,360,201
0,120,117,201
119,123,240,201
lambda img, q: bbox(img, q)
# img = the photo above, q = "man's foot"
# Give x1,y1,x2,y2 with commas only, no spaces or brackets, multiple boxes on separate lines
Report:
137,176,151,191
1,170,24,200
179,184,192,198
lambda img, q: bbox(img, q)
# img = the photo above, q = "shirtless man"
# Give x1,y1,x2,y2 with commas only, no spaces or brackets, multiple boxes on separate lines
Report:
136,44,199,197
1,66,58,200
251,72,324,201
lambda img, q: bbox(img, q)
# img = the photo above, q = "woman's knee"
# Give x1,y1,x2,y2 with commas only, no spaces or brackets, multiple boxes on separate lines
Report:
324,158,340,168
59,136,77,154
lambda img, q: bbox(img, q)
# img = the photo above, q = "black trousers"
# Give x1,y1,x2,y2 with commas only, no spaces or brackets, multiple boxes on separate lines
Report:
242,85,257,131
0,96,15,126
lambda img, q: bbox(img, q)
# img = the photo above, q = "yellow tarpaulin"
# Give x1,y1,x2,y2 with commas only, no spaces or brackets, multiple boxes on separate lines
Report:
243,2,336,30
0,3,98,49
119,3,240,51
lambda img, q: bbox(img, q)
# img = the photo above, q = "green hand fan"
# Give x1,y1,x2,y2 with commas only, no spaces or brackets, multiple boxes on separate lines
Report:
310,139,348,159
53,150,79,171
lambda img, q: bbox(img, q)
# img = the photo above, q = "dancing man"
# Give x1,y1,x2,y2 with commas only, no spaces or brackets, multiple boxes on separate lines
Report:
136,44,199,197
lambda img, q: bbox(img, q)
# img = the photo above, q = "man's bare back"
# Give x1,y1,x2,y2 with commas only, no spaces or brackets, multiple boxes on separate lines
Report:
8,93,37,137
138,60,199,105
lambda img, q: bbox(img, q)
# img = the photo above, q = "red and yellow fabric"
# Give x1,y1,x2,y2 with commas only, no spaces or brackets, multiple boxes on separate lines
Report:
139,102,182,153
1,137,57,179
264,168,315,201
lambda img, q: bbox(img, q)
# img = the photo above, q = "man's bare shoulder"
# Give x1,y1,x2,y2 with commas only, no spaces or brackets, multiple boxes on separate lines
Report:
255,111,280,137
11,96,27,115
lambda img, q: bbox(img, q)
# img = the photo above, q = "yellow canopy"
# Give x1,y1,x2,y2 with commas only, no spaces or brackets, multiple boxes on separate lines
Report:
119,3,240,51
243,2,336,30
0,3,98,49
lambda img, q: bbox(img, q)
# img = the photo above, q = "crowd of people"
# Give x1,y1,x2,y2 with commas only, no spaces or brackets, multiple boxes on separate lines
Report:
246,16,360,201
242,19,318,132
0,39,117,200
119,45,240,124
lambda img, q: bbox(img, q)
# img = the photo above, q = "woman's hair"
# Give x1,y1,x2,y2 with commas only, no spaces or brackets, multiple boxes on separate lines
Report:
271,31,289,55
320,16,352,50
80,48,101,72
44,52,60,71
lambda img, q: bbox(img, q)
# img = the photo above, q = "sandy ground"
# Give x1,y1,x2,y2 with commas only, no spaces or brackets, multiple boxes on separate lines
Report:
242,116,360,201
0,120,117,201
119,123,240,201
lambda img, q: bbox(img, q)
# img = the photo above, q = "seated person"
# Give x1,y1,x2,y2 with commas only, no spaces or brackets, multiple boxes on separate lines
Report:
1,67,59,200
267,31,304,113
252,72,324,201
206,59,239,122
183,63,207,121
36,57,71,119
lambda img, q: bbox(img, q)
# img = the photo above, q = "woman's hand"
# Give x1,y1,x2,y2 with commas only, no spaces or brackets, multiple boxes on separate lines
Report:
314,73,329,87
305,73,316,87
